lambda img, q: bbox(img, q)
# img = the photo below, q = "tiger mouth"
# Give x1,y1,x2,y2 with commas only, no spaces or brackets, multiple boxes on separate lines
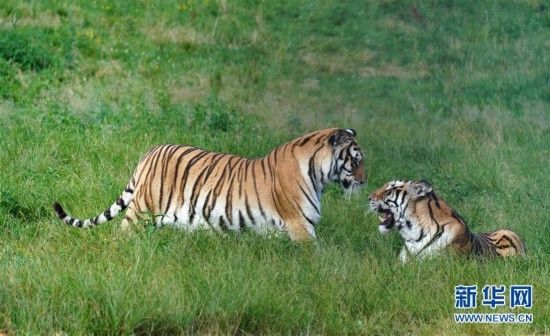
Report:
377,208,394,229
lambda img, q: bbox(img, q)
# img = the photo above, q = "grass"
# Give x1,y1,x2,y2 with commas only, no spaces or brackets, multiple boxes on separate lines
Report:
0,0,549,334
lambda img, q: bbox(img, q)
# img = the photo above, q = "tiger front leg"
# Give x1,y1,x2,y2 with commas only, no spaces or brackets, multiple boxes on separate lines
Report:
399,246,409,263
399,245,440,263
409,241,448,261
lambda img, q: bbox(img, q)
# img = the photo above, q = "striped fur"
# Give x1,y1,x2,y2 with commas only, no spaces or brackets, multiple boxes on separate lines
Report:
53,128,366,241
369,180,525,262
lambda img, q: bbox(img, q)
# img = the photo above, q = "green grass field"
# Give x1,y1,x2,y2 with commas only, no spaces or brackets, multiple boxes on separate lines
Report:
0,0,549,334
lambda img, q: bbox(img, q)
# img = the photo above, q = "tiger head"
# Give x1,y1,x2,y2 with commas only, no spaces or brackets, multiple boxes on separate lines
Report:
327,128,366,194
369,180,433,234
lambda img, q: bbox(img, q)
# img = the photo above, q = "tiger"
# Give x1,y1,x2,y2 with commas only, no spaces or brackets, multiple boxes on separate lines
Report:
369,180,525,262
53,128,366,241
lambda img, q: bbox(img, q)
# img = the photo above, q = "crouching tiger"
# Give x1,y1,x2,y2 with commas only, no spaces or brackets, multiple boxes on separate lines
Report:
369,180,525,262
53,128,366,241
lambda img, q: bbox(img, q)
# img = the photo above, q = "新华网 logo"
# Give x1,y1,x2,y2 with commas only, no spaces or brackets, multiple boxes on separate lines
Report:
454,284,533,324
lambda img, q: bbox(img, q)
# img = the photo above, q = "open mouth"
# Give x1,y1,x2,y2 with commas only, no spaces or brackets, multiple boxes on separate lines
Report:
377,208,395,233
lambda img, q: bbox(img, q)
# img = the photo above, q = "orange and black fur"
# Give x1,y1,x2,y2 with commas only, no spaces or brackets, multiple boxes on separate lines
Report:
54,128,366,241
369,180,525,262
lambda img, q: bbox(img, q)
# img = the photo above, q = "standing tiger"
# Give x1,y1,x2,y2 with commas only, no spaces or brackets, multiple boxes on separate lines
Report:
53,128,366,241
369,180,525,262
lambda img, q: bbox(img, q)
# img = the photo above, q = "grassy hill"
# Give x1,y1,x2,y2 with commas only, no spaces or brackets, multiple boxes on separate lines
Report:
0,0,548,334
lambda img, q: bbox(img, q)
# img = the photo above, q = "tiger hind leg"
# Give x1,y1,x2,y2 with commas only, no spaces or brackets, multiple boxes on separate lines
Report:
121,202,173,231
120,202,141,231
284,218,317,242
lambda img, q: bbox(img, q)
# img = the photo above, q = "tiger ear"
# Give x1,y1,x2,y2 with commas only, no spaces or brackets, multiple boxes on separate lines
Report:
407,180,433,199
329,129,355,147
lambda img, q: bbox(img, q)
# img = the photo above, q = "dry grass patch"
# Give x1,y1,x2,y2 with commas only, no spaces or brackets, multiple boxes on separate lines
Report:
522,101,549,131
301,49,373,74
94,60,125,79
359,63,429,79
170,72,211,104
57,80,98,115
301,50,428,79
381,17,420,35
0,9,61,28
143,23,213,46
